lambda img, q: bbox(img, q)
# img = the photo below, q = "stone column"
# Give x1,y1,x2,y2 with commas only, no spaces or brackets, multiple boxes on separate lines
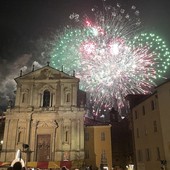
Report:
52,120,58,160
80,119,84,150
60,84,64,106
40,93,43,107
68,119,71,151
29,84,34,106
72,84,77,106
26,117,32,145
55,119,63,160
70,119,76,150
52,93,56,107
50,93,53,107
30,120,38,161
77,119,80,150
58,119,63,149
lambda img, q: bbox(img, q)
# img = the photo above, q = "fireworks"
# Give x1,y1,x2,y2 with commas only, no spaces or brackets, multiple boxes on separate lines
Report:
50,2,170,116
132,33,170,78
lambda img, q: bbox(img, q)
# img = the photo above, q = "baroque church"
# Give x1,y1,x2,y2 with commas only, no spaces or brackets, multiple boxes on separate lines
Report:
0,63,85,169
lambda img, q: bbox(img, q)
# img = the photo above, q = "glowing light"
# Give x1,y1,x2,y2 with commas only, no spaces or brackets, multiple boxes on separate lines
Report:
110,43,119,55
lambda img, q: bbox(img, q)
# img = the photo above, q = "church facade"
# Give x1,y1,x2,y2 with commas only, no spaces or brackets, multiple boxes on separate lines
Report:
0,64,85,169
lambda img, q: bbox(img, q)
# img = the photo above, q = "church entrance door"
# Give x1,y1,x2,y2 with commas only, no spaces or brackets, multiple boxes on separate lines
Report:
37,134,51,161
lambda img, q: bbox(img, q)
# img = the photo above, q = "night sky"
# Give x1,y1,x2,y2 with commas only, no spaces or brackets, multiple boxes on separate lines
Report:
0,0,170,107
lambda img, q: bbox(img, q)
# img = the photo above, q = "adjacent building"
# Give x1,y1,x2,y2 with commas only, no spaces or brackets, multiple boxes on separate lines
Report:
110,110,133,169
129,80,170,170
84,124,112,170
84,109,133,170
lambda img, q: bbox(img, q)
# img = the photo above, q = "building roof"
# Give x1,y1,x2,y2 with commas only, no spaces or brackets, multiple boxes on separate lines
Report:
126,94,152,109
156,78,170,88
14,63,79,83
84,116,110,126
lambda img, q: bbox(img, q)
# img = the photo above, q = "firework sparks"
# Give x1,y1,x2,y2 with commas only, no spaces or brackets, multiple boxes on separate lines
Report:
50,2,170,116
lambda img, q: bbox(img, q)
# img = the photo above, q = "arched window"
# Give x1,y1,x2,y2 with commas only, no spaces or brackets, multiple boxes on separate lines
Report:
65,131,68,142
22,92,28,104
64,87,71,104
66,93,71,102
43,90,50,107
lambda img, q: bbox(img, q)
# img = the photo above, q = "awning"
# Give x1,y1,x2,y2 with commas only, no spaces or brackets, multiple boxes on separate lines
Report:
0,160,82,169
27,161,70,169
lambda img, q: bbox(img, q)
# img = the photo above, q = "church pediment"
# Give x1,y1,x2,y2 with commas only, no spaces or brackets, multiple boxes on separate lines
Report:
37,120,59,128
15,65,78,82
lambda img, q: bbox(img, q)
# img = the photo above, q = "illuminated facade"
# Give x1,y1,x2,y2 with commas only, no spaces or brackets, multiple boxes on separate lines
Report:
130,80,170,170
0,64,85,169
84,125,112,170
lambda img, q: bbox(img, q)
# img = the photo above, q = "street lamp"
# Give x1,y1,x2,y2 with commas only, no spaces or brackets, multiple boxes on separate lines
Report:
0,140,3,151
22,144,30,168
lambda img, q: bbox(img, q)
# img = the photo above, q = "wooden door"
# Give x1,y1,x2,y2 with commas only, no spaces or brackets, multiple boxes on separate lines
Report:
37,134,51,161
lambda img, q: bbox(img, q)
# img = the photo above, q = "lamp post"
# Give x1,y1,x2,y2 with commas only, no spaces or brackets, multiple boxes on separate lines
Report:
0,140,3,156
22,144,29,169
0,140,3,151
100,151,108,170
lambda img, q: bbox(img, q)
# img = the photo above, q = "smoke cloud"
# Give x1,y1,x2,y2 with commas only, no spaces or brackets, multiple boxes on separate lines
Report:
0,53,46,109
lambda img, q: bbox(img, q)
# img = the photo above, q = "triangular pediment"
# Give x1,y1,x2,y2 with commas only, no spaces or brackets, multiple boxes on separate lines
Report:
15,65,78,81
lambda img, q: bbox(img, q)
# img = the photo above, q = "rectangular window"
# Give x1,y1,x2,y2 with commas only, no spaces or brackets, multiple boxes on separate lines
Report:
153,121,158,132
65,131,68,142
156,147,161,160
145,148,151,161
134,111,138,119
142,106,145,115
151,100,155,110
144,128,148,136
137,150,143,162
137,128,139,138
101,132,105,141
64,126,70,144
22,93,25,103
